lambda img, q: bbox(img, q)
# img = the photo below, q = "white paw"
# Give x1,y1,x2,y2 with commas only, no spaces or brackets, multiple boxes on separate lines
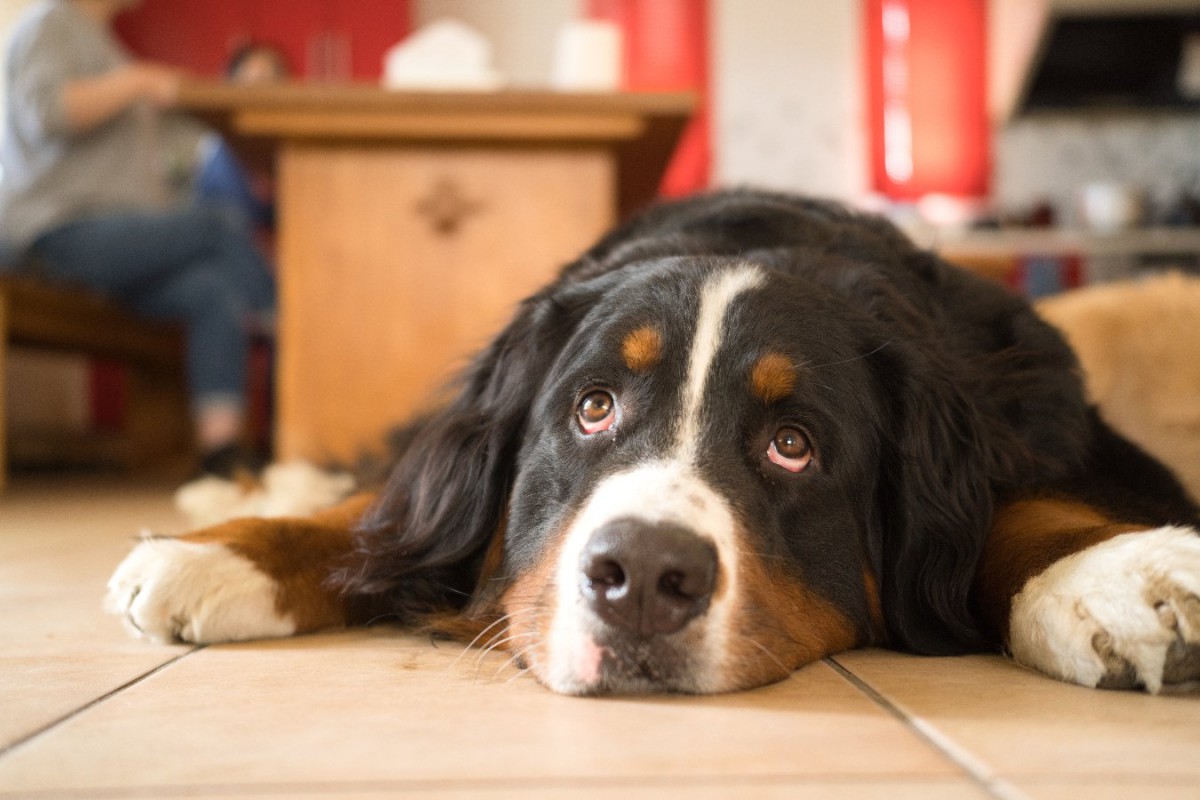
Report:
1010,526,1200,692
105,535,296,644
175,461,356,528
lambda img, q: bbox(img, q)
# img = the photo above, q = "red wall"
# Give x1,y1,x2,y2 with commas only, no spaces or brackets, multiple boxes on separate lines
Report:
586,0,711,197
114,0,411,81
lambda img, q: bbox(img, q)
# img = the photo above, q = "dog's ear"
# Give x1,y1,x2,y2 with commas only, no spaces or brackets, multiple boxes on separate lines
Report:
874,344,994,654
861,285,995,655
330,272,614,622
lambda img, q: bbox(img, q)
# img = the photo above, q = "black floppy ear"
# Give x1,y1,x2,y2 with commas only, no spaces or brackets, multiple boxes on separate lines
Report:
331,275,610,621
870,338,994,655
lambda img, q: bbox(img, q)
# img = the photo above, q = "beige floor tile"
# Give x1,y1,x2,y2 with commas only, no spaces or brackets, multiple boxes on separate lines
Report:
24,480,1183,798
0,479,191,749
1018,782,1200,800
73,780,991,799
0,628,962,795
835,649,1200,785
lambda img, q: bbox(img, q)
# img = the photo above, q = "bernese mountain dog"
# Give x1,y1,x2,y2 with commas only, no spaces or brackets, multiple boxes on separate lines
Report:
106,190,1200,696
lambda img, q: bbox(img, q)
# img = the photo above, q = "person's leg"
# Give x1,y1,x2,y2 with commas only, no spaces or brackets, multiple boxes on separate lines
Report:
130,266,267,475
195,136,275,230
32,207,275,470
32,205,275,313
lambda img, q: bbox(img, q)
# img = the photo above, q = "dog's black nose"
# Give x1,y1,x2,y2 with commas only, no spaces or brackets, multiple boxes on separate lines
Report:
580,519,717,637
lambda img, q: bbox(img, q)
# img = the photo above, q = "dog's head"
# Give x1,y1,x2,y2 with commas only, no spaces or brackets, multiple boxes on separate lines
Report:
340,247,999,695
500,258,895,694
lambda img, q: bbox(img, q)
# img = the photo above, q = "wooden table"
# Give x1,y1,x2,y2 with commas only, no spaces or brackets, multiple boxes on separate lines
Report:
179,83,694,462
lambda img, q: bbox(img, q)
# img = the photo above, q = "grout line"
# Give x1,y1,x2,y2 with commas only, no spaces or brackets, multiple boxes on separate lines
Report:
825,657,1032,800
0,774,1014,799
0,647,203,762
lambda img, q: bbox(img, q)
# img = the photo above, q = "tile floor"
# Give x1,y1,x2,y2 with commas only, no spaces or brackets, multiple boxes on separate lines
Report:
2,478,1198,799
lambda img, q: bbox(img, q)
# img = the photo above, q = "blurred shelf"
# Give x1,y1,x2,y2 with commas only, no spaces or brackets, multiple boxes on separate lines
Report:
936,227,1200,259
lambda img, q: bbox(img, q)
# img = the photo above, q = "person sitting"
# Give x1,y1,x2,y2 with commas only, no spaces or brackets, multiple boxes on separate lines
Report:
0,0,275,476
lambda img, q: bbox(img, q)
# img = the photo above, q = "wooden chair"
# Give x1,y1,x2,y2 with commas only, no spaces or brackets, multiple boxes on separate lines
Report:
0,275,191,491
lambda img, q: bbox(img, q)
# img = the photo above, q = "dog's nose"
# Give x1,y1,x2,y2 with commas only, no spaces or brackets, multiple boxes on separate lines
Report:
580,519,717,637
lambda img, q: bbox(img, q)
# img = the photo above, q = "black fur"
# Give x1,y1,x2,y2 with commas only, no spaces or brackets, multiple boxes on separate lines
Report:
328,189,1198,655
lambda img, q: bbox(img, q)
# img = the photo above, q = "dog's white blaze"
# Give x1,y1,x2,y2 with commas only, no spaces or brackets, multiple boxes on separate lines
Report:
543,266,763,693
674,264,766,463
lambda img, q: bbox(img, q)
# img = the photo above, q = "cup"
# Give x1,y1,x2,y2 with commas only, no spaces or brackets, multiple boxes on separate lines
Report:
1080,182,1144,232
552,20,623,92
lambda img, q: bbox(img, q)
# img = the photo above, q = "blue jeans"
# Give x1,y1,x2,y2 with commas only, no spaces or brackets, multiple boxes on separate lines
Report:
32,205,276,412
195,137,275,230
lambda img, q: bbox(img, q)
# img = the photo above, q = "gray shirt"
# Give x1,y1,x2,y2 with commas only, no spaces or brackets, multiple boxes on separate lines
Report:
0,1,195,248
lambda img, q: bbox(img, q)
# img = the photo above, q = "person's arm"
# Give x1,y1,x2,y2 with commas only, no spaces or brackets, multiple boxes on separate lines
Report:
59,61,182,134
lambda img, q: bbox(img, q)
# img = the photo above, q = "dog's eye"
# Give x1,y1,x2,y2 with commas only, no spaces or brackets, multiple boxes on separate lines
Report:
578,390,617,434
768,426,813,473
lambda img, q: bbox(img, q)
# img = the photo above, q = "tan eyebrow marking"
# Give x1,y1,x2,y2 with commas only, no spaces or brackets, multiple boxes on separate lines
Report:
750,352,797,403
621,325,663,374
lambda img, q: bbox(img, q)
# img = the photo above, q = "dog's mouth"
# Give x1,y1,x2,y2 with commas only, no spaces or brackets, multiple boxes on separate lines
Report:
583,631,701,695
511,624,707,695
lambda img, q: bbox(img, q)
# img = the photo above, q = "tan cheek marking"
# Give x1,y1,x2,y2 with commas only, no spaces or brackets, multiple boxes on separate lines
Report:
622,325,663,374
750,352,796,403
863,566,886,643
424,517,511,641
722,533,861,689
500,521,571,672
472,516,508,600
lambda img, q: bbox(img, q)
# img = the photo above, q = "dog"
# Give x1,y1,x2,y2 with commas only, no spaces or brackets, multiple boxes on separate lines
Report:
106,190,1200,696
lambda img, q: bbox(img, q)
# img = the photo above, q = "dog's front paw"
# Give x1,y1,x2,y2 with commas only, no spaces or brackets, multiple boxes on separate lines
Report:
105,535,296,644
1009,526,1200,692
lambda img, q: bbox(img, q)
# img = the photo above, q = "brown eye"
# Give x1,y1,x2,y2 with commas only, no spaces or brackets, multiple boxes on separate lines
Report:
578,390,616,434
768,426,813,473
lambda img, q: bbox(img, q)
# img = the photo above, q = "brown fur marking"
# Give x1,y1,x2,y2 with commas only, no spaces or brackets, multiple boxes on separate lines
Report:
750,352,797,403
974,496,1143,644
186,493,376,633
621,325,663,374
500,518,570,672
723,536,862,688
862,566,885,643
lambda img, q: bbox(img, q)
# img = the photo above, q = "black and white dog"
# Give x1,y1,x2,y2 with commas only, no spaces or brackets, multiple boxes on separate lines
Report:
108,190,1200,696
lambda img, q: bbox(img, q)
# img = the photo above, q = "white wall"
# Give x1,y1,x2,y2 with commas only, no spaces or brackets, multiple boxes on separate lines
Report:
713,0,867,201
415,0,580,87
413,0,870,201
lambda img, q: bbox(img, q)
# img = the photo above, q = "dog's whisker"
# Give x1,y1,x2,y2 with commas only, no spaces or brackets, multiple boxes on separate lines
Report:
473,635,539,681
476,631,538,659
503,666,532,685
457,607,539,653
741,634,791,677
442,610,536,672
807,338,894,370
492,646,533,680
472,631,539,675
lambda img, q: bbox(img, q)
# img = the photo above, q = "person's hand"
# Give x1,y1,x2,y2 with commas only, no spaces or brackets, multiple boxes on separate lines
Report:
129,63,184,108
60,62,188,134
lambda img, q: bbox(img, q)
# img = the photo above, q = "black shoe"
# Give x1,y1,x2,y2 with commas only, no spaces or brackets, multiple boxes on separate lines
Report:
197,444,267,480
